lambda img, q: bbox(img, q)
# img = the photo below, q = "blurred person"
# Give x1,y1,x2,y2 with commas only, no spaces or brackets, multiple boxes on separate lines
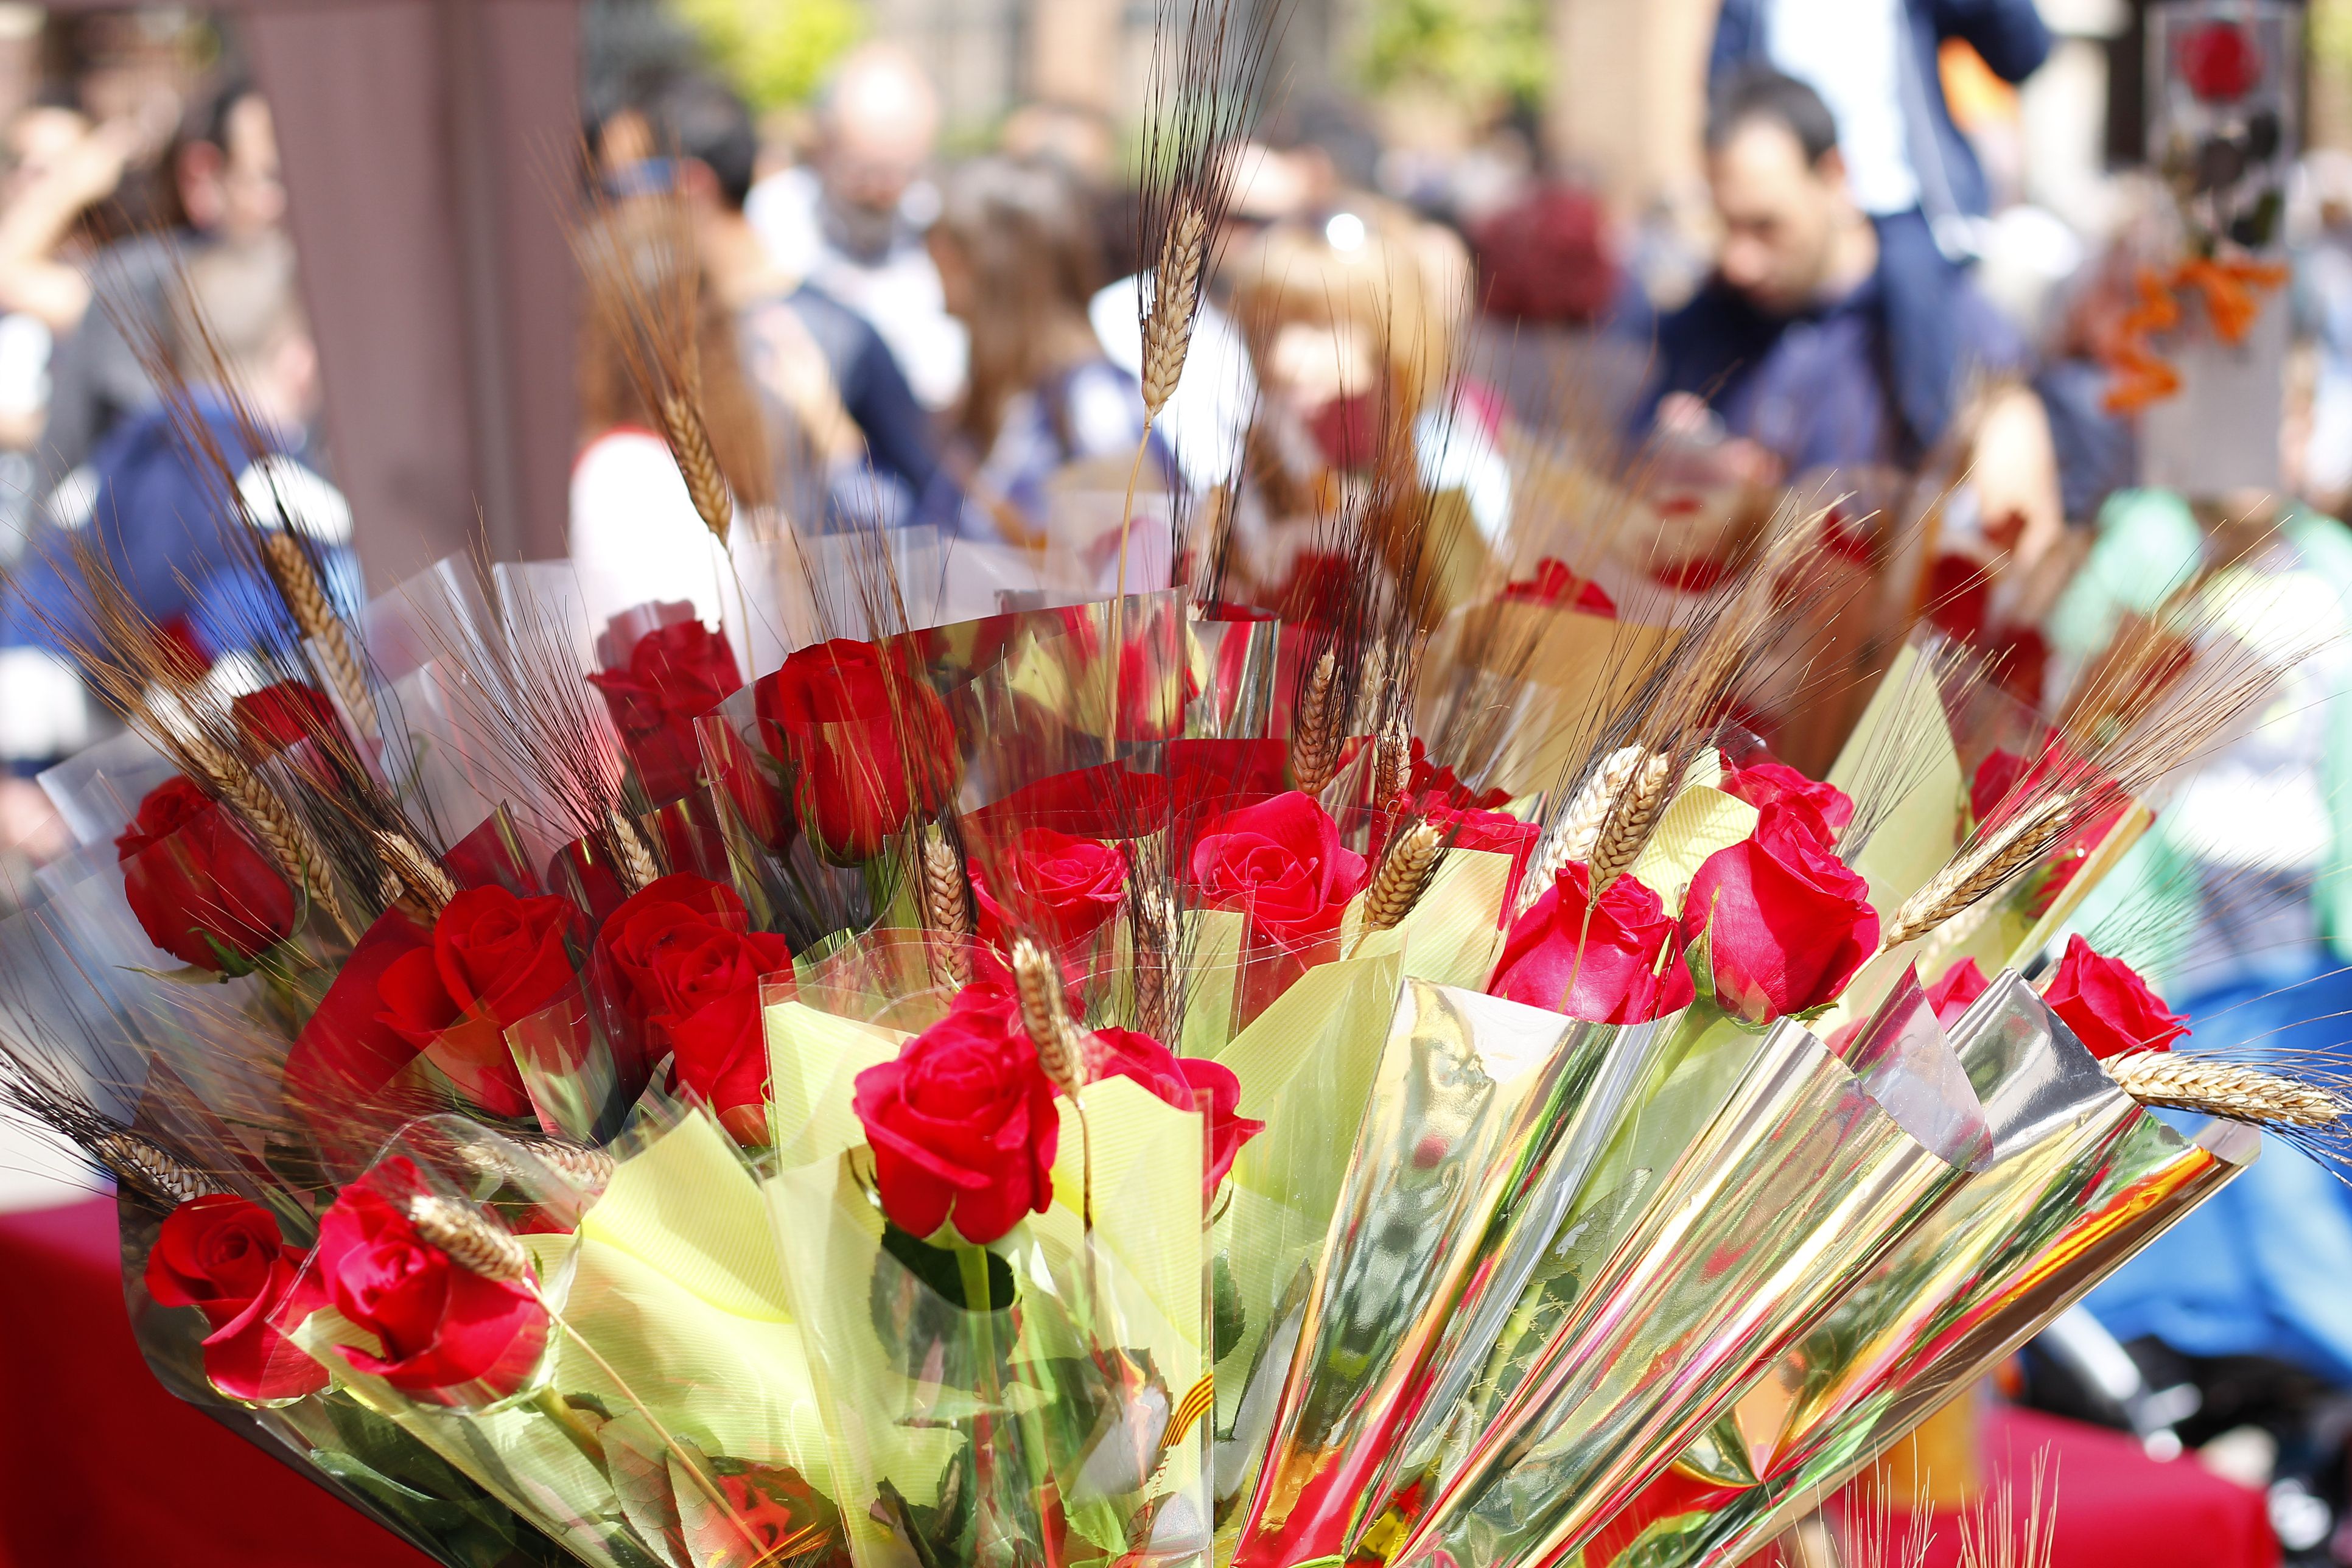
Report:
928,155,1167,540
743,44,967,411
1710,0,2050,451
41,77,285,499
2296,152,2352,514
636,72,951,528
0,231,354,786
1636,68,2029,482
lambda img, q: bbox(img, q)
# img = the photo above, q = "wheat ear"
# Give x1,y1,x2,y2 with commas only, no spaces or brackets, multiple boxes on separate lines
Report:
659,393,732,547
608,810,660,894
1129,886,1180,1043
920,826,973,988
455,1136,617,1191
1880,797,2070,950
95,1131,228,1205
1372,716,1412,805
1011,936,1088,1096
256,529,377,737
1291,650,1340,797
373,830,457,916
183,736,355,937
1141,203,1208,419
407,1194,532,1282
2105,1052,2343,1128
1515,744,1647,918
1365,821,1443,933
1586,749,1676,895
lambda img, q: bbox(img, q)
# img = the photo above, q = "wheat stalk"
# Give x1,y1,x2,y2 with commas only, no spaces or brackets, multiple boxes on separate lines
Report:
373,829,457,916
182,733,356,938
1880,797,2071,950
1372,715,1412,805
1365,821,1442,933
1291,649,1340,797
406,1194,532,1283
2105,1052,2343,1127
1129,885,1180,1042
1587,749,1676,895
1011,936,1088,1096
256,528,378,738
94,1130,228,1205
659,392,732,547
608,810,660,894
920,825,973,988
1141,203,1208,419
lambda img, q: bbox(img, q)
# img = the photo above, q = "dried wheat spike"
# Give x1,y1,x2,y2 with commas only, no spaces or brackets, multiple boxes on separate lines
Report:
920,826,973,988
1880,797,2070,949
373,830,457,915
1128,887,1180,1041
2105,1052,2343,1129
94,1131,227,1205
659,392,732,546
1366,821,1443,933
1586,749,1676,894
184,735,354,936
456,1136,617,1191
1371,716,1412,805
1291,649,1340,797
1141,203,1207,419
406,1194,531,1283
256,528,378,737
1010,936,1088,1097
608,810,660,894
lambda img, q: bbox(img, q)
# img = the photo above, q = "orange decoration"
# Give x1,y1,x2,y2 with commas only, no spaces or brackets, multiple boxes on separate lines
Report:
2098,256,2288,410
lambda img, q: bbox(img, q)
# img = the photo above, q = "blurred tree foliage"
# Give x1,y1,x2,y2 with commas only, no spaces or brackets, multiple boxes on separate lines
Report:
1359,0,1549,113
674,0,866,110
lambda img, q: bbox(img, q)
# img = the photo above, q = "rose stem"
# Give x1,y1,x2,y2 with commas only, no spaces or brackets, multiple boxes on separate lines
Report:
954,1241,1006,1519
526,1283,771,1565
1103,424,1155,759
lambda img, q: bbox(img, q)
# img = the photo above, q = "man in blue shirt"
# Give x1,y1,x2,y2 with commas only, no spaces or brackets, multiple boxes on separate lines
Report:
1635,68,2027,482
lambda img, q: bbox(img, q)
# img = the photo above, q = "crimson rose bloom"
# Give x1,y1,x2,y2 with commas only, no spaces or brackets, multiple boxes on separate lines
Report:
1721,760,1853,842
1924,959,1992,1029
2179,20,2263,102
755,638,957,864
587,620,744,802
115,776,296,971
1190,791,1369,951
1681,803,1880,1024
1489,863,1695,1023
285,911,433,1112
1090,1026,1265,1200
376,886,581,1119
970,829,1127,950
1499,558,1617,617
308,1161,547,1396
2042,935,2188,1059
145,1194,326,1402
1970,746,2128,917
593,875,792,1140
853,987,1060,1245
231,681,341,755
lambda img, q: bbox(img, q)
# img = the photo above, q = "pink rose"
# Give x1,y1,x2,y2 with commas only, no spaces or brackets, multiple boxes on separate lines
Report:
1681,803,1880,1023
2041,936,2188,1059
1489,863,1694,1023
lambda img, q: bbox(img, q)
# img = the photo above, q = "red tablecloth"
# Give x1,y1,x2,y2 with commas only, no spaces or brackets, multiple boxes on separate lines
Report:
0,1199,2281,1568
0,1197,432,1568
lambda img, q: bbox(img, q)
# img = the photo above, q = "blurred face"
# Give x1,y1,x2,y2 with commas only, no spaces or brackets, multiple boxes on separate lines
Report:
6,106,88,205
219,97,285,241
1708,120,1846,316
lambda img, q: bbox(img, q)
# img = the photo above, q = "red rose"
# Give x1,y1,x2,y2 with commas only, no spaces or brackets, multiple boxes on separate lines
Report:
1969,745,2128,915
755,638,957,864
852,987,1060,1245
374,887,581,1119
1721,760,1853,841
1923,958,1991,1029
308,1160,547,1397
231,681,341,756
587,620,744,802
1499,558,1617,617
285,910,434,1111
114,776,296,971
1681,802,1880,1024
2041,935,2188,1060
590,874,791,1139
970,829,1128,950
145,1195,326,1402
1089,1025,1264,1200
1406,738,1512,813
2179,20,2262,102
1189,791,1370,952
1489,863,1695,1023
970,763,1171,842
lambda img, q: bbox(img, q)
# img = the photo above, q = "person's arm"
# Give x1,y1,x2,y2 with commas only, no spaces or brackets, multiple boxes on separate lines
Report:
1929,0,2052,84
836,314,946,500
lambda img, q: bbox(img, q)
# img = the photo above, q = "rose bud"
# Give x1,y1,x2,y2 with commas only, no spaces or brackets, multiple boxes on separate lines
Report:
2040,935,2188,1059
1681,802,1880,1024
145,1194,326,1402
852,987,1060,1245
1923,959,1990,1028
1088,1026,1265,1200
969,828,1129,951
754,638,957,865
587,620,744,803
309,1160,547,1398
114,776,297,972
1720,760,1853,844
375,886,584,1119
1489,863,1695,1024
